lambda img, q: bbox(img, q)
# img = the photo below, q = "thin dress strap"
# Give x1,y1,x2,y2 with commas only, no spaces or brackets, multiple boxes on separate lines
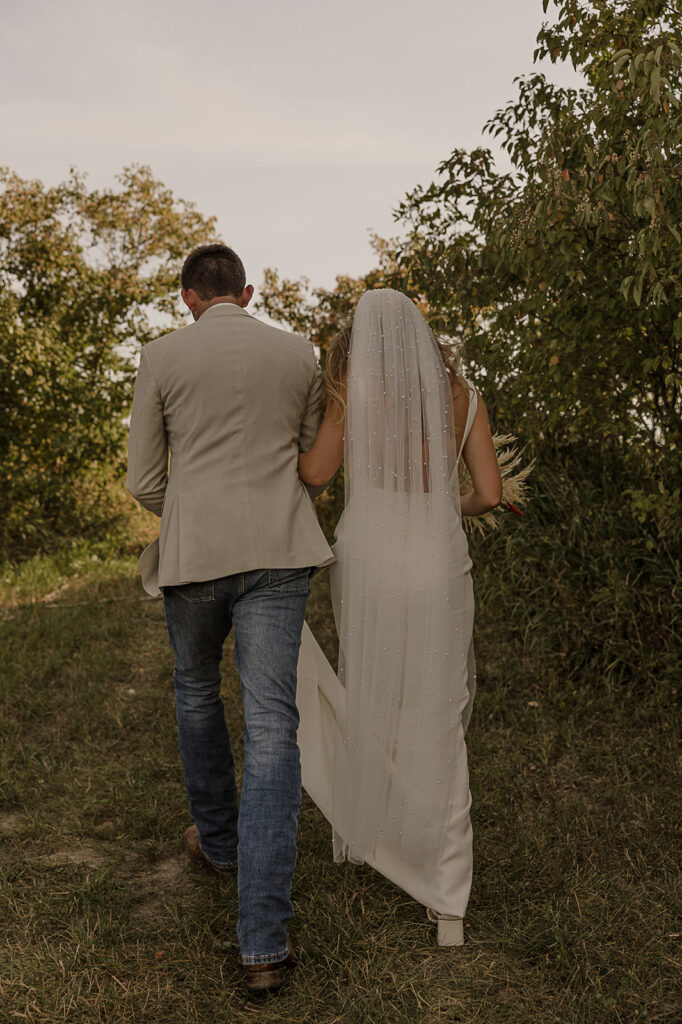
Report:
456,378,478,464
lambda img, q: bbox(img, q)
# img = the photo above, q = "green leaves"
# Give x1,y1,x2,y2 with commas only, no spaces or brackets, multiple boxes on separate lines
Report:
394,0,681,540
0,165,216,557
256,233,417,356
620,275,635,300
613,49,633,74
650,64,661,102
259,1,680,546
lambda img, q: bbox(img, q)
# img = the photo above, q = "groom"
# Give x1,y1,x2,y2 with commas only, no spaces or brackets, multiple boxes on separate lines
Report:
126,243,333,992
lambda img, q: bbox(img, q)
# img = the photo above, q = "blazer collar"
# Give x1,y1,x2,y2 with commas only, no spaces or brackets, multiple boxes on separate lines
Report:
199,302,252,322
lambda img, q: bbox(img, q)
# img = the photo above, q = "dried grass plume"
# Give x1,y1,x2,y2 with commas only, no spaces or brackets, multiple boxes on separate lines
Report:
459,433,534,533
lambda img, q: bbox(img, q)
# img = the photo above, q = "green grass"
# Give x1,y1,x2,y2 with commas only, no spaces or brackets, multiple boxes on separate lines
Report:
0,542,679,1023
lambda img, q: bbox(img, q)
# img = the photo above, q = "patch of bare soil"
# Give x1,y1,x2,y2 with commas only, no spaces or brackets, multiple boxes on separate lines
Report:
0,813,20,835
35,845,109,867
131,853,192,921
139,854,186,888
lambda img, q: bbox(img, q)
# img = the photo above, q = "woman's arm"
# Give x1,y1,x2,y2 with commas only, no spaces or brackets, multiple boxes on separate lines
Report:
298,398,345,487
459,392,503,516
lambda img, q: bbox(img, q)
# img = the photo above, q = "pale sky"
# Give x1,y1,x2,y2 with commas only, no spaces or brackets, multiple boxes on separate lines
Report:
1,0,583,292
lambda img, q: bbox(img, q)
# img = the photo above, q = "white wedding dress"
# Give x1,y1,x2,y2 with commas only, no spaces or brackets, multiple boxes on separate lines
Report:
296,290,478,941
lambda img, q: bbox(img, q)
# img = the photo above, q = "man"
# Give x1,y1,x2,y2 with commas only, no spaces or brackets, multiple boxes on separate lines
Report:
126,244,333,993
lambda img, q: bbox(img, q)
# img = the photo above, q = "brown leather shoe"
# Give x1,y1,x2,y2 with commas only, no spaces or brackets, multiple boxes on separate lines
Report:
183,825,237,876
244,938,298,995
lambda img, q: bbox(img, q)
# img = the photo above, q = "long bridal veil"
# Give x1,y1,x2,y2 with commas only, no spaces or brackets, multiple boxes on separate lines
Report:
298,288,476,917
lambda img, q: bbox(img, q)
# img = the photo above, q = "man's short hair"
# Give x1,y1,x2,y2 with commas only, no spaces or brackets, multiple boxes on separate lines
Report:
181,244,246,300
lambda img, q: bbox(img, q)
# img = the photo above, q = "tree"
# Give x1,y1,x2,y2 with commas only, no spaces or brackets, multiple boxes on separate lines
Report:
257,234,410,353
0,164,217,556
258,0,680,690
394,0,681,539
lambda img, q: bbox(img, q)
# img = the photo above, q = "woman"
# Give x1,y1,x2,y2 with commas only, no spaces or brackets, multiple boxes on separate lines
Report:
296,289,501,945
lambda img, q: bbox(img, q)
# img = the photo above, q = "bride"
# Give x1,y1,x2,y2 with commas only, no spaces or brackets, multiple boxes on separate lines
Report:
296,289,502,945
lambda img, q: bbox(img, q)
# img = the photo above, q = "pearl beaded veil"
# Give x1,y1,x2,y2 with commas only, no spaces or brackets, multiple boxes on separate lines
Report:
330,289,473,870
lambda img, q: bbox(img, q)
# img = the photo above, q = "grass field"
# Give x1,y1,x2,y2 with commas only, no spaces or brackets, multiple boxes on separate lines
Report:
0,542,679,1023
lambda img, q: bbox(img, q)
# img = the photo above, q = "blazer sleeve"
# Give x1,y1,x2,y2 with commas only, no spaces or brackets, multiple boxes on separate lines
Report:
126,346,168,517
298,350,335,500
298,354,325,455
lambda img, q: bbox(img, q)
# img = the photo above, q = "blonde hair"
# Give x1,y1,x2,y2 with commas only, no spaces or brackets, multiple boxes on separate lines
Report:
435,333,464,385
323,325,351,410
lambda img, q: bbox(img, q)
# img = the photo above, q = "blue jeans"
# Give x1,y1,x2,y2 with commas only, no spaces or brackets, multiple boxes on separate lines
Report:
162,566,311,965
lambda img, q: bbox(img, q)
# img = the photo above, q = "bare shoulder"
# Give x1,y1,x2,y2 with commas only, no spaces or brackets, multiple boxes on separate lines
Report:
451,372,488,409
449,371,469,399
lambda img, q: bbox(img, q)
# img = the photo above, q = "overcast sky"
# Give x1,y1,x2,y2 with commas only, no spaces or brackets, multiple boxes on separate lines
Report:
2,0,583,293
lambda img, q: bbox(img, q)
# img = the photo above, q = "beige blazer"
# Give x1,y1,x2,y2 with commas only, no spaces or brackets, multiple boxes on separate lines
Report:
126,303,334,596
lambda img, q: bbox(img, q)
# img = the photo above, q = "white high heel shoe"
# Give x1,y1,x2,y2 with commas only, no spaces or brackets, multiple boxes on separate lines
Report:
426,907,464,946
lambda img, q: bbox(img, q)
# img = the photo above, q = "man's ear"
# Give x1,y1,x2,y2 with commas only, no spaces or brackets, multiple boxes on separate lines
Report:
181,287,199,313
239,284,255,308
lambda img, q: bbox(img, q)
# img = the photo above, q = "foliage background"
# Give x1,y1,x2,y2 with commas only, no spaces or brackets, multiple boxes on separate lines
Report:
1,0,679,685
258,0,681,696
0,3,679,1022
0,165,216,556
